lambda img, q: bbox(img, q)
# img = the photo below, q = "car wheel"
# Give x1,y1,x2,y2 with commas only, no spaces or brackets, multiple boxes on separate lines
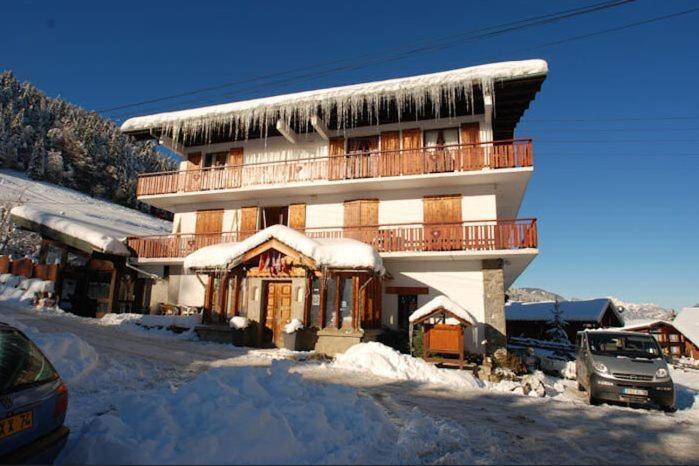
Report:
662,405,677,413
587,387,600,406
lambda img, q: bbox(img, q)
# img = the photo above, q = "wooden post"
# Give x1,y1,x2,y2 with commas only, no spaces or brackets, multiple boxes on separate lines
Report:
203,275,214,323
219,273,229,324
334,275,341,329
231,273,241,318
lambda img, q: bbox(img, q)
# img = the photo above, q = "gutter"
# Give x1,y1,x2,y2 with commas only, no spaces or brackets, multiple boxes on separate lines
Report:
125,261,161,280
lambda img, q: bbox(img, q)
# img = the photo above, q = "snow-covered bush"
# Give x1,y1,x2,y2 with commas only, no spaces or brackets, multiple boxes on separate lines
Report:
283,318,303,334
229,316,249,330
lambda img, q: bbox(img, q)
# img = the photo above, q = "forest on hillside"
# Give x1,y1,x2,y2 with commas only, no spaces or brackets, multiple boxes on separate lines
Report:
0,71,176,208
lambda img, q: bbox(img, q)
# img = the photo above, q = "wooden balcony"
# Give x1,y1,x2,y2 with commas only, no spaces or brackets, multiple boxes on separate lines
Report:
136,139,533,197
126,218,537,259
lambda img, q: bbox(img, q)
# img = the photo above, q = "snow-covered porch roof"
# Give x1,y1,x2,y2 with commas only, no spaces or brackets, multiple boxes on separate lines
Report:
409,295,476,325
122,59,548,144
184,224,384,273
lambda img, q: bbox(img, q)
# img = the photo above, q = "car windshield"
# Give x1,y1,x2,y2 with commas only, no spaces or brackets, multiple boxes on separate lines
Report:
0,329,58,394
587,333,662,359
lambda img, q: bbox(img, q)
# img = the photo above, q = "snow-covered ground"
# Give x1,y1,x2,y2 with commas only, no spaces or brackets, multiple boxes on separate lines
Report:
1,299,698,464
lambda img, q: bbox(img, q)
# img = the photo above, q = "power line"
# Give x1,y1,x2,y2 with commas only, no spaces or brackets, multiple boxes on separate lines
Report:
101,0,635,117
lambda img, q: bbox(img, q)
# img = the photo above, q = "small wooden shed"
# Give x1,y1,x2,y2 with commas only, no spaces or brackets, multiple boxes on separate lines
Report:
409,296,475,369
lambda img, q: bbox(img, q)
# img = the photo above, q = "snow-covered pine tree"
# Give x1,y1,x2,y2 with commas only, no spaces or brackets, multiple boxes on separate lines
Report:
546,299,570,344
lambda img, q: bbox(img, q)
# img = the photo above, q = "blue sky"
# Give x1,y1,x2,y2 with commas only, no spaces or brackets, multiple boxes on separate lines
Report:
2,1,698,310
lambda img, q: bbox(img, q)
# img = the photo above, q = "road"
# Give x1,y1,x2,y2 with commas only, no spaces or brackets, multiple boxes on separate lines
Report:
2,302,698,464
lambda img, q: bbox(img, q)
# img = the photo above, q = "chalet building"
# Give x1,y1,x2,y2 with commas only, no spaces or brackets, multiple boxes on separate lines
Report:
506,299,625,343
621,317,699,360
121,59,548,354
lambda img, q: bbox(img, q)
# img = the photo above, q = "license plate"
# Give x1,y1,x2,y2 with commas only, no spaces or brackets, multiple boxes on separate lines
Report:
622,388,648,396
0,411,33,439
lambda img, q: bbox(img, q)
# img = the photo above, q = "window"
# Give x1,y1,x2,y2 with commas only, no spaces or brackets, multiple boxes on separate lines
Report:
0,329,58,394
324,277,337,328
309,277,322,328
203,152,227,168
669,334,680,342
340,277,353,328
424,128,459,148
261,206,289,228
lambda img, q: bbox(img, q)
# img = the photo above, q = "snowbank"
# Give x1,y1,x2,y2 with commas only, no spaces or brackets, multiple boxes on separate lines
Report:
409,295,475,324
332,342,482,389
284,318,303,334
63,361,390,464
229,316,249,329
99,313,202,330
0,275,55,304
184,225,384,273
2,170,171,256
122,59,547,142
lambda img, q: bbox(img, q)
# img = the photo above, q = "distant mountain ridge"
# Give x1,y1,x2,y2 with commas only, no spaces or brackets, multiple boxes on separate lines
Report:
508,287,677,322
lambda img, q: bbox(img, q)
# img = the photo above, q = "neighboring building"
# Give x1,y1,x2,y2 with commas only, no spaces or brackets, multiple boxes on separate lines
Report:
620,319,697,359
4,170,172,317
121,59,548,354
506,299,624,343
672,307,699,359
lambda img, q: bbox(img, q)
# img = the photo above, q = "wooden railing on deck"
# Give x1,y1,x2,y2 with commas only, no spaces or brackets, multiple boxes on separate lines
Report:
136,139,533,196
126,219,537,259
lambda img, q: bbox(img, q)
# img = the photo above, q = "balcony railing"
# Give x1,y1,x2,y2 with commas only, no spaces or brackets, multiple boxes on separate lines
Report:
127,219,537,259
136,139,533,197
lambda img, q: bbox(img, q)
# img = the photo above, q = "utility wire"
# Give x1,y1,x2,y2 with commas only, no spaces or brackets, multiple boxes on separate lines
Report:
101,0,635,117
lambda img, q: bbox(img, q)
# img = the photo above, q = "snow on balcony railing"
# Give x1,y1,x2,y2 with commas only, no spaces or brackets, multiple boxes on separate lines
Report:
136,139,533,197
126,219,537,259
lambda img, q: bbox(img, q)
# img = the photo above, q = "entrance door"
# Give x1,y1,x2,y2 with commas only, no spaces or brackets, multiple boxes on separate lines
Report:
398,294,418,332
423,195,462,250
264,281,293,347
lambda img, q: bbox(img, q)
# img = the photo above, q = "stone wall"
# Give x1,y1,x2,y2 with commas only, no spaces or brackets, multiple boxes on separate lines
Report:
482,259,506,354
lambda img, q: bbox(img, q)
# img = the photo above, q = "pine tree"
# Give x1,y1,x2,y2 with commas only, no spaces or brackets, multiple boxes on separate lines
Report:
546,299,570,344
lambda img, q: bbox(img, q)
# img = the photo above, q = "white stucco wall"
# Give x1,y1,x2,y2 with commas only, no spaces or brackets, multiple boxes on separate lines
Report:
381,259,486,329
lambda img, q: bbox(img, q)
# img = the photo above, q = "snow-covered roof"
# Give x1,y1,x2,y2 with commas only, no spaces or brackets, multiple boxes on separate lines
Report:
673,307,699,348
619,319,672,331
184,224,384,273
3,170,171,255
506,298,622,324
121,59,547,141
409,295,475,324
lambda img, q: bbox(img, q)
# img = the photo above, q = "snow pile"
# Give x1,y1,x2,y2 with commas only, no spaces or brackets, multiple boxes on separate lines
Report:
409,295,475,324
184,225,384,273
62,361,389,464
229,316,249,329
332,342,482,389
2,170,171,256
0,273,21,287
284,318,303,334
122,59,547,142
0,275,54,304
99,313,202,330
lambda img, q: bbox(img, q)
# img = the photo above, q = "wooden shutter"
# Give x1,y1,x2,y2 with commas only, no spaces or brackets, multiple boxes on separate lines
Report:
328,137,346,180
226,147,244,188
344,199,378,245
239,206,258,239
185,152,202,192
288,203,306,230
401,128,422,175
195,210,223,250
423,195,462,251
459,123,483,170
380,131,400,177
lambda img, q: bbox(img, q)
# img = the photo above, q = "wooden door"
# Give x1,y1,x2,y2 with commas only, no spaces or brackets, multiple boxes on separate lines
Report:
185,152,202,191
401,128,422,175
344,199,379,246
195,210,223,248
328,137,346,180
288,203,306,230
346,136,379,178
380,131,400,177
459,123,482,170
264,281,293,347
239,206,258,239
227,147,244,188
423,195,462,250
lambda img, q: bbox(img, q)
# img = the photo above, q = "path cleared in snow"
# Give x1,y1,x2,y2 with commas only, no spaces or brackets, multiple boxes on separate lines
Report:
1,302,698,464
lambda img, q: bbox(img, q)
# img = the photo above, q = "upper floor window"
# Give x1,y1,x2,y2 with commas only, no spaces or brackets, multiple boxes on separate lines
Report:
424,128,459,149
203,152,228,168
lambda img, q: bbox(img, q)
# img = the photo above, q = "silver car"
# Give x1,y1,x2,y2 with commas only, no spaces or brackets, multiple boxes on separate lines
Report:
576,330,675,411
